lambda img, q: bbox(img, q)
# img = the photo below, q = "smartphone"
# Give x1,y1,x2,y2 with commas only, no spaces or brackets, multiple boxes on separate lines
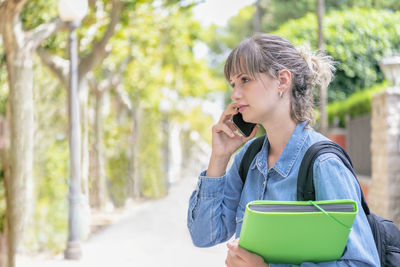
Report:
231,112,257,137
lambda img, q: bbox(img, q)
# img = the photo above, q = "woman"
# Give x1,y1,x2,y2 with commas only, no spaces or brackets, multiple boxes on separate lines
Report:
187,34,379,266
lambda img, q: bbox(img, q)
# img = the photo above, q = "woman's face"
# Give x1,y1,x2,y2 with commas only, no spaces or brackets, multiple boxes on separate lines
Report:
229,71,282,125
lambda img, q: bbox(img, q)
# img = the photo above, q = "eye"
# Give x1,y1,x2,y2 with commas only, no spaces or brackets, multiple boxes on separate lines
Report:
241,76,250,83
230,82,235,88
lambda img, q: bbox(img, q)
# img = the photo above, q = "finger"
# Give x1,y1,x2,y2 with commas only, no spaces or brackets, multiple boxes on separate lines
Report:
213,123,235,138
226,239,239,255
228,239,257,261
226,119,240,133
219,103,239,123
226,247,236,258
225,249,245,267
226,102,240,111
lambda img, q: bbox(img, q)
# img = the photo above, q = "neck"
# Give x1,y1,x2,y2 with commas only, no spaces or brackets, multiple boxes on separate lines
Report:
262,118,297,157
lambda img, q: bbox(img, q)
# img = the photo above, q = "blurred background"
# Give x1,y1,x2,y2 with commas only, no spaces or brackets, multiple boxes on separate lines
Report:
0,0,400,266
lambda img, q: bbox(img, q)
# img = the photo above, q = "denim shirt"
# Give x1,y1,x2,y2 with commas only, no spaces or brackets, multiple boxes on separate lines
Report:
187,122,379,266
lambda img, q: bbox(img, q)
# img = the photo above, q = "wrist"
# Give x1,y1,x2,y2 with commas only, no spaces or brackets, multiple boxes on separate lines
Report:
206,153,231,177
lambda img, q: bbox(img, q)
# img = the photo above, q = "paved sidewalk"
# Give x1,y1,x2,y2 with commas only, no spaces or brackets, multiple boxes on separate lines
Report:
17,177,227,267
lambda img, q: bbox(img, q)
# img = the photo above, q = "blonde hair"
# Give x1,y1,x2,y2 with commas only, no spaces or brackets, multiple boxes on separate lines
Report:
224,33,335,126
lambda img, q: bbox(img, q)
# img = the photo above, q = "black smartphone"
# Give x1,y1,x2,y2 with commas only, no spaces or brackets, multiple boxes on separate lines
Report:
231,112,257,137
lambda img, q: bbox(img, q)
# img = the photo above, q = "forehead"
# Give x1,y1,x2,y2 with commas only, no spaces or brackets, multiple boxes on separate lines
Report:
227,59,253,81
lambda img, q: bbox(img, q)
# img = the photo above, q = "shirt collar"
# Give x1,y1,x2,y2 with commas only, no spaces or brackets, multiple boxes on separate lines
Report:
254,121,309,178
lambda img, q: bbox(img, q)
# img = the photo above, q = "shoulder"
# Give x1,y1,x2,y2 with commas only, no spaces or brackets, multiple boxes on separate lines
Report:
301,128,353,175
299,126,330,159
303,126,329,147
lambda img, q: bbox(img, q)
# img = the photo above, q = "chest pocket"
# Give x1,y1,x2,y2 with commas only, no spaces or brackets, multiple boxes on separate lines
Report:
235,167,263,225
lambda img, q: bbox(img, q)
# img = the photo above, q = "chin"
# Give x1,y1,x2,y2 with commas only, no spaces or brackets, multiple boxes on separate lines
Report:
242,114,256,124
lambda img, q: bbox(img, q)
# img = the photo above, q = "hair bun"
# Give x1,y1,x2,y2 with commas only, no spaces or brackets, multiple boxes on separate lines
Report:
296,44,335,90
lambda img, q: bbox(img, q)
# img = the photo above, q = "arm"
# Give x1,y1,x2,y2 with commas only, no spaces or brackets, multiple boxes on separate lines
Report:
268,155,378,267
292,155,379,267
187,103,258,247
221,153,379,267
187,146,247,247
187,132,261,247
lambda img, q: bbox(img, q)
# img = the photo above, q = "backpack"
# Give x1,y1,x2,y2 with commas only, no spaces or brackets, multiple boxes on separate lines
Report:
238,135,400,267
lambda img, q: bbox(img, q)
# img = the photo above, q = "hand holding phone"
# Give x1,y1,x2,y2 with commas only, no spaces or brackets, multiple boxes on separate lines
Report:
231,112,257,137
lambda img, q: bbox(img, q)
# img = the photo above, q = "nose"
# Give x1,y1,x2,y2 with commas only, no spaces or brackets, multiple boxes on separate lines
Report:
231,86,242,101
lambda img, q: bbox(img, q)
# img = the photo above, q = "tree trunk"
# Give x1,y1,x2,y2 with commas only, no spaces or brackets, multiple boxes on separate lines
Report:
36,0,124,211
317,0,328,135
253,0,261,33
0,112,10,267
0,157,8,267
131,105,142,199
1,2,63,265
0,231,6,267
4,49,34,267
91,91,107,209
317,0,325,51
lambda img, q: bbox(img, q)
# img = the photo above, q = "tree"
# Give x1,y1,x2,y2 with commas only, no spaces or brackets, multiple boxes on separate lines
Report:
317,0,327,134
37,0,124,213
87,55,133,208
274,9,400,101
253,0,262,33
0,0,63,265
0,0,222,257
203,1,400,103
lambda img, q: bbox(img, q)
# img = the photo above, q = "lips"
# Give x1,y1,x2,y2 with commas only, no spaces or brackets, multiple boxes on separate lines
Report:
237,105,248,113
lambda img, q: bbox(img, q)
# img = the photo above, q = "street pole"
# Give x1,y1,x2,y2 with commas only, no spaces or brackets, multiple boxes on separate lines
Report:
64,21,82,260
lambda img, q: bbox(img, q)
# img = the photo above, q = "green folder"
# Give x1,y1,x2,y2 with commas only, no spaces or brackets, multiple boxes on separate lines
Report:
238,199,358,265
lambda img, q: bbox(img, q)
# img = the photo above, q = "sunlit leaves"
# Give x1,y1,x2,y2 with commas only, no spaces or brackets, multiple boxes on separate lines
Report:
274,8,400,101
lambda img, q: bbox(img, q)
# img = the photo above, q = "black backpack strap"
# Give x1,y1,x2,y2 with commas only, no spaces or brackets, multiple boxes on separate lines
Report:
238,135,265,185
297,141,370,215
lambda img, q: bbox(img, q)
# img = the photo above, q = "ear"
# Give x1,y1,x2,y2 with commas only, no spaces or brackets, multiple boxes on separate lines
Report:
277,69,292,93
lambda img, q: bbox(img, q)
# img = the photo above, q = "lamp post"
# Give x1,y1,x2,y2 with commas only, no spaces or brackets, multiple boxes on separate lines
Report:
58,0,88,260
379,56,400,87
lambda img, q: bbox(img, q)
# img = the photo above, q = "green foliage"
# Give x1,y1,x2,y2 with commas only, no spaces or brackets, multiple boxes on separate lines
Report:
273,8,400,101
22,60,69,252
26,139,69,252
103,111,131,207
0,44,8,116
326,82,387,128
2,0,224,254
259,0,400,33
260,0,315,33
203,2,400,102
106,153,130,207
138,108,165,198
325,0,400,11
177,105,214,144
20,0,58,31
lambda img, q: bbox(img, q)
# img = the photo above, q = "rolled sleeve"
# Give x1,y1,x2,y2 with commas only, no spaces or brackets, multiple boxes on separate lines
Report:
186,138,260,249
197,172,226,197
187,145,249,248
187,171,228,247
